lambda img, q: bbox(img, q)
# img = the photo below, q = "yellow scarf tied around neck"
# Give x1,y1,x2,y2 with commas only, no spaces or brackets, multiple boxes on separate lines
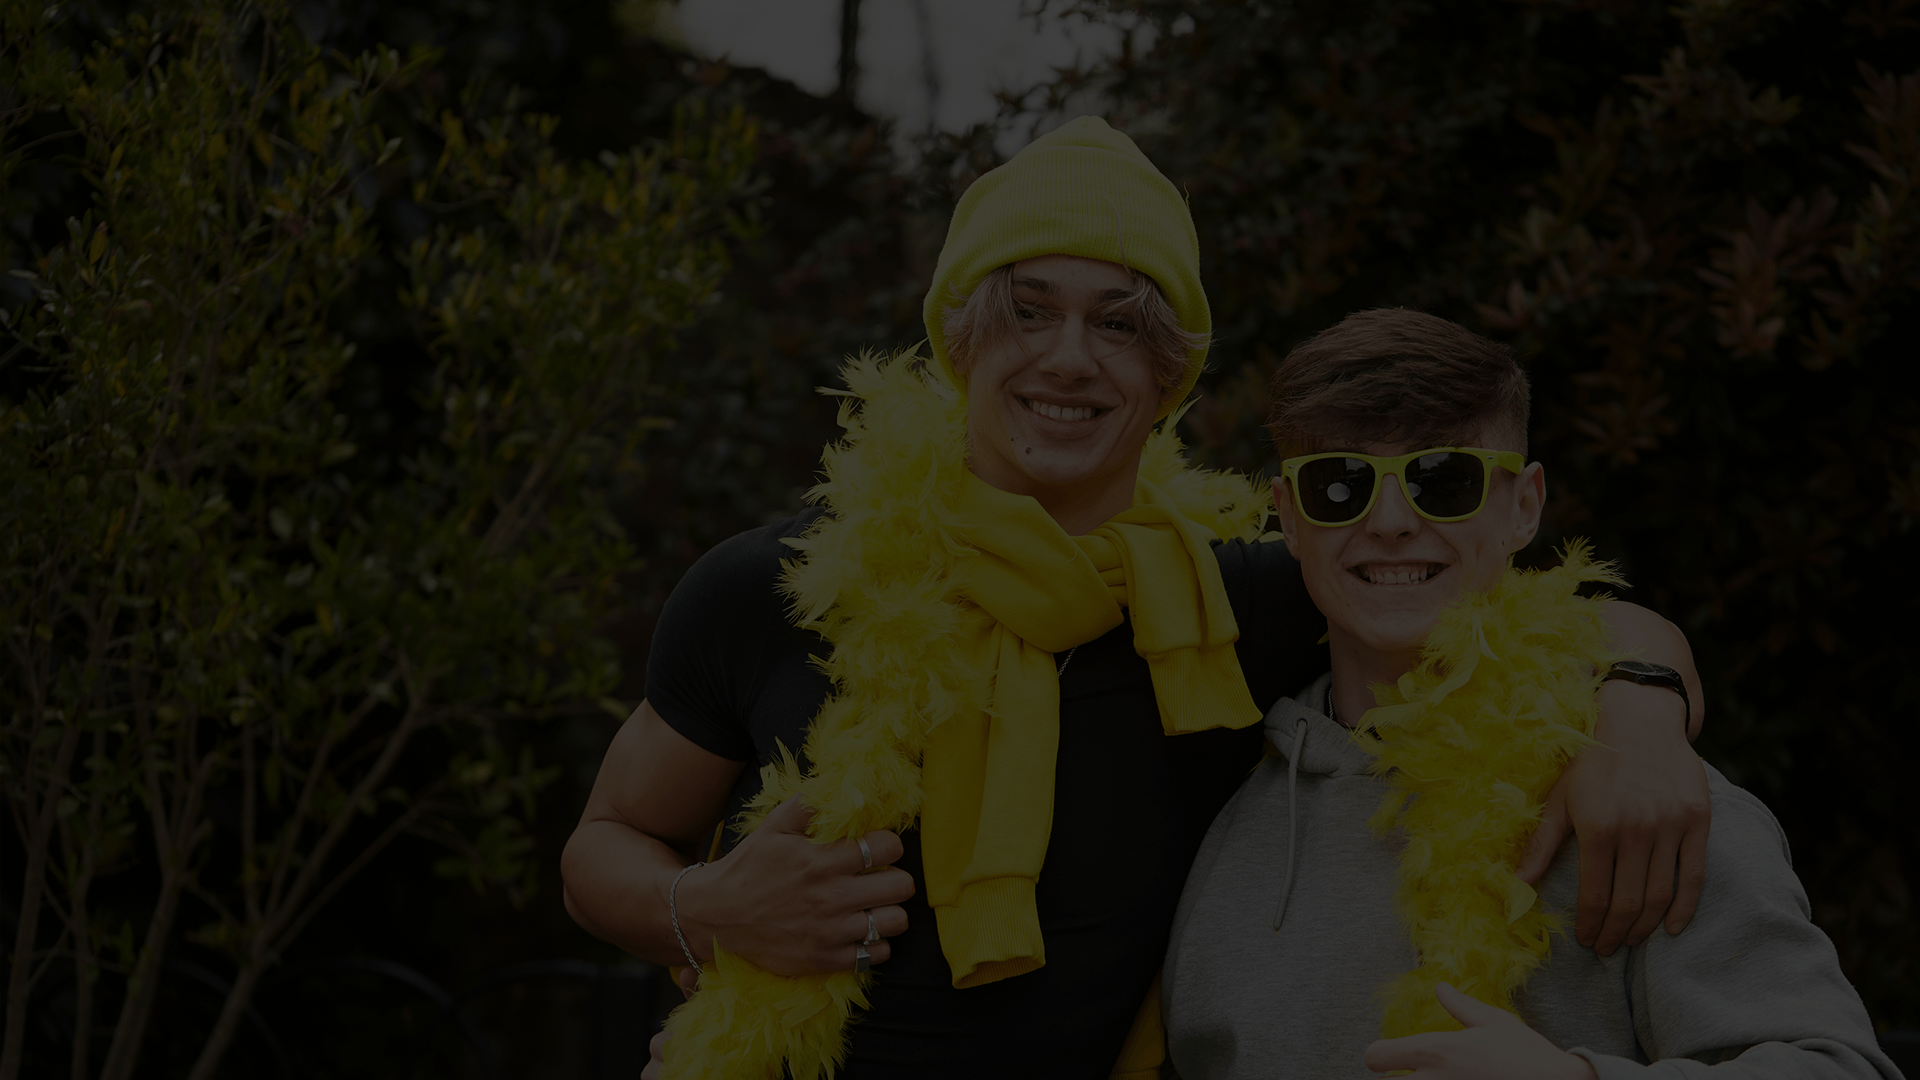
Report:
928,471,1259,987
657,350,1268,1080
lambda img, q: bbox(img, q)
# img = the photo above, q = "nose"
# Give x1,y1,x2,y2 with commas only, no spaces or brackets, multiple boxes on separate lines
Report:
1031,314,1100,381
1366,474,1422,540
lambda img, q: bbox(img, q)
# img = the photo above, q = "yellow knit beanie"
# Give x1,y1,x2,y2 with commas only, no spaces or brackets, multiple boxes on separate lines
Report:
922,115,1210,420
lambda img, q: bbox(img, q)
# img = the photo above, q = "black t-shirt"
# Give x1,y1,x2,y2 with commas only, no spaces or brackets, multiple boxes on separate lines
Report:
646,506,1327,1079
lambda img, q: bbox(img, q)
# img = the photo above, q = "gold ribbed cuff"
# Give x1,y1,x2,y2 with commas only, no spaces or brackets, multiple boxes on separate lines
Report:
935,876,1047,989
1144,643,1262,734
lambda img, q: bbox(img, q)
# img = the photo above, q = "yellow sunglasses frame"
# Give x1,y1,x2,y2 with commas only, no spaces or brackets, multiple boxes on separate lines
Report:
1278,447,1528,527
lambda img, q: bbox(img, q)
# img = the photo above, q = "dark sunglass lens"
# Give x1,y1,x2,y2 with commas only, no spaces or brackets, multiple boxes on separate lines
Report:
1299,458,1375,522
1405,452,1484,517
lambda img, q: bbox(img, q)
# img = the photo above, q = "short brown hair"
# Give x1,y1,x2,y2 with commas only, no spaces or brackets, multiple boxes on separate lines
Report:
1266,308,1530,458
941,263,1204,399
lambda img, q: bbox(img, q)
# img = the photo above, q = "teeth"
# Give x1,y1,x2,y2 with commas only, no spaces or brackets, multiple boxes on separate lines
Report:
1025,399,1096,422
1359,563,1440,585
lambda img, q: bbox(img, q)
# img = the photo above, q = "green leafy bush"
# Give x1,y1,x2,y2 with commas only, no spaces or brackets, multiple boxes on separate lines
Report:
0,2,754,1076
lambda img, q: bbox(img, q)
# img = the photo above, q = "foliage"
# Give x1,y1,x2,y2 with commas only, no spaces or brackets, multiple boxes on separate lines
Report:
13,0,1908,1071
462,18,989,677
1055,0,1920,1027
0,1,755,1076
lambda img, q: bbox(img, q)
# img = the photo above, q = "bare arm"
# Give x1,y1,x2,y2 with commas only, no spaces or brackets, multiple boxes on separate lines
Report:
561,700,742,963
1596,599,1703,741
1519,600,1712,957
560,701,915,974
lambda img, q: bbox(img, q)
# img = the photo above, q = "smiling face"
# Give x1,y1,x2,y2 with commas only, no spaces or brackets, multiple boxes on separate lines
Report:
1274,431,1546,672
962,254,1169,534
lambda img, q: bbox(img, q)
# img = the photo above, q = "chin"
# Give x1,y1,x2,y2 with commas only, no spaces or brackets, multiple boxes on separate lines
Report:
1015,449,1114,489
1333,594,1451,655
1350,621,1436,658
1000,420,1126,486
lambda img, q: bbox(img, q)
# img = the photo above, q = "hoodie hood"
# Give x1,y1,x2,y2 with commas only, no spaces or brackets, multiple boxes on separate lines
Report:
1262,673,1376,782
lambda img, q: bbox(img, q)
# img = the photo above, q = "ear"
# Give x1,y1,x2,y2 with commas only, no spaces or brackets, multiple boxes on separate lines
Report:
1510,461,1546,553
1271,477,1303,559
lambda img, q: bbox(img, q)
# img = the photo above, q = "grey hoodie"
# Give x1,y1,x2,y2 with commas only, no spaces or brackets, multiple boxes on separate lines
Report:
1163,674,1902,1080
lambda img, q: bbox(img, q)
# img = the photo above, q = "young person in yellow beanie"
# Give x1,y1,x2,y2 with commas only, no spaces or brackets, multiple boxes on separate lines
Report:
562,117,1714,1079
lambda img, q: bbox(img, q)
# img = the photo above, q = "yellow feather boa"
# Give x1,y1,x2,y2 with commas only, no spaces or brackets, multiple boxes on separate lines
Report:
658,350,1266,1080
1356,542,1628,1037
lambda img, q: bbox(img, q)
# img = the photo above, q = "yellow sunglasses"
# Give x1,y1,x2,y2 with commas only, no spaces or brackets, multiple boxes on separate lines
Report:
1279,447,1526,527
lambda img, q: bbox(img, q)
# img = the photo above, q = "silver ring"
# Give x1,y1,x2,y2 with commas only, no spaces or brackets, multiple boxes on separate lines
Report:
854,943,871,974
863,909,880,945
857,836,873,871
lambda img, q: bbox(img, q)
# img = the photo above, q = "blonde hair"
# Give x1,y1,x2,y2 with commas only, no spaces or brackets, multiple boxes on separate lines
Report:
941,263,1206,399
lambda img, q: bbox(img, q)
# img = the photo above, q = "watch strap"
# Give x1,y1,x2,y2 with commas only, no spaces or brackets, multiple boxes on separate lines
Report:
1603,662,1690,731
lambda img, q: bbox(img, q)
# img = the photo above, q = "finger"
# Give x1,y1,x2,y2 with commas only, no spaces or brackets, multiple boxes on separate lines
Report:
859,829,905,870
1432,982,1506,1028
841,866,917,910
1666,816,1710,936
1592,832,1650,958
1574,823,1618,949
834,829,905,874
1363,1033,1442,1073
642,1030,667,1080
676,965,699,1000
1625,831,1681,946
764,794,815,835
839,903,910,945
1517,777,1572,884
1362,1038,1401,1073
793,937,895,976
872,903,909,938
843,938,891,971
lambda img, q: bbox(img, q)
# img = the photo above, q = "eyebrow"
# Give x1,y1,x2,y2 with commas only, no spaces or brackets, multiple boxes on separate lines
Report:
1012,278,1136,304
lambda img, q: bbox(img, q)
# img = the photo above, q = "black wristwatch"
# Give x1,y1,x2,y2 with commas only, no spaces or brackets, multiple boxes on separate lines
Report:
1602,660,1691,730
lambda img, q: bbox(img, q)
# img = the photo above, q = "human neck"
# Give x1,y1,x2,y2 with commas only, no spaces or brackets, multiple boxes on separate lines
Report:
1326,628,1423,728
968,457,1141,536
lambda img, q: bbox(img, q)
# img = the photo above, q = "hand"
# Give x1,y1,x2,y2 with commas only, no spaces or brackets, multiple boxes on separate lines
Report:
640,972,698,1080
674,794,916,975
642,1028,668,1080
1516,679,1710,956
1364,982,1597,1080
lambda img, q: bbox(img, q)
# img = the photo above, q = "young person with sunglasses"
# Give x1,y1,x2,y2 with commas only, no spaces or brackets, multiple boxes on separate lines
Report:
567,119,1714,1080
1162,308,1898,1080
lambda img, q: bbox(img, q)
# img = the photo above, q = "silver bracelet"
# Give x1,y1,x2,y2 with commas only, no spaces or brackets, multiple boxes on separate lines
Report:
669,861,707,972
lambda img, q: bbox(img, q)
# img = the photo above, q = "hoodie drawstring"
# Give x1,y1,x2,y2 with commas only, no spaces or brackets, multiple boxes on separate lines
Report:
1269,717,1309,931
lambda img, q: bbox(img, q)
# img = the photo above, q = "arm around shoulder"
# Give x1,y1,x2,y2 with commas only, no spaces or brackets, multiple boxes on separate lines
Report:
1523,600,1713,954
